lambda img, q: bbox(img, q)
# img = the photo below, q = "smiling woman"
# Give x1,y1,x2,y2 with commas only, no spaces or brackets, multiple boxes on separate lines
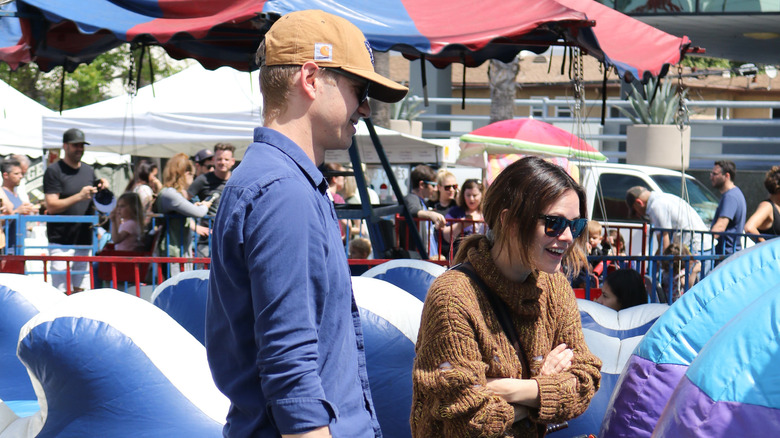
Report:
412,156,601,438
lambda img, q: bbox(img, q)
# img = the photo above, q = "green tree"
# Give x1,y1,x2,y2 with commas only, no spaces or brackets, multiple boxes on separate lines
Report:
0,45,185,111
681,56,740,71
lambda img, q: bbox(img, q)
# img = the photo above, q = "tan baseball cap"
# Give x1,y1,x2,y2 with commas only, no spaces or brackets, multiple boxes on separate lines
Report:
264,9,408,103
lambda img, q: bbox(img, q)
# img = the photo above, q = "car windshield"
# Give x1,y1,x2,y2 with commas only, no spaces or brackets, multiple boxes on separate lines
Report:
651,175,719,223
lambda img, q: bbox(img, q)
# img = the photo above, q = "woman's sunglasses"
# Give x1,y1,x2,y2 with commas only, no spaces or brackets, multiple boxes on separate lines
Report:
442,184,458,191
539,215,588,238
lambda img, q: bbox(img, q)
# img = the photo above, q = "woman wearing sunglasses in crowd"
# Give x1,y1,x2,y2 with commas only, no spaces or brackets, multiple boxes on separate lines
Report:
411,156,601,438
429,170,459,215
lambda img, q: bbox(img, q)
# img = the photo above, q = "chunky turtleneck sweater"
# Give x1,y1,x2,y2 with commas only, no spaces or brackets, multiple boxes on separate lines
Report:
411,237,601,437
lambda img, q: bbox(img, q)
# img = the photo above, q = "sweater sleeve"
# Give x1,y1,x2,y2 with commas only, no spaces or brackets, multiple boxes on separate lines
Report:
412,275,515,437
531,273,602,423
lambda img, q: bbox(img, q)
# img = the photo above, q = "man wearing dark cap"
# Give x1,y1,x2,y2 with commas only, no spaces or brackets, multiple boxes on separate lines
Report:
192,148,214,177
188,143,236,257
43,128,104,292
625,185,711,254
205,10,407,438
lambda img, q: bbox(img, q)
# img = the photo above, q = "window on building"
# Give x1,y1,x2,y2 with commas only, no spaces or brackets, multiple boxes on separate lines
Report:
530,96,545,118
555,104,573,118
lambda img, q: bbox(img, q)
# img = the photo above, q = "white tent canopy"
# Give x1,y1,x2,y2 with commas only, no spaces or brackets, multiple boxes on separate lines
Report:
0,79,54,157
43,64,262,159
42,64,443,164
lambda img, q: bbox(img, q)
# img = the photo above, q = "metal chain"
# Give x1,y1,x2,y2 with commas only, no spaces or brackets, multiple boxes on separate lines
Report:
572,47,584,117
675,63,688,131
126,45,138,96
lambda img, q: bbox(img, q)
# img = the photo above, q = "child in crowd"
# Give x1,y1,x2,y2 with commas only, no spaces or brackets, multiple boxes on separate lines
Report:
596,268,648,311
349,237,372,259
587,220,610,257
572,220,610,288
109,192,144,251
608,229,627,256
661,242,701,301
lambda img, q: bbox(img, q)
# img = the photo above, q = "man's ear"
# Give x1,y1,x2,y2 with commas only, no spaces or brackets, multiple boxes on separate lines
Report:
300,62,320,100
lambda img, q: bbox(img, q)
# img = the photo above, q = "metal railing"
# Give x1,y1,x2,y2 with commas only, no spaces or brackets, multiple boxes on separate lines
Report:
407,96,780,165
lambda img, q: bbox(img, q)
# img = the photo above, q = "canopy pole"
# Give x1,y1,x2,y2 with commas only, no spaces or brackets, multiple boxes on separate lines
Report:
601,65,608,126
461,52,466,110
420,55,429,107
147,45,156,97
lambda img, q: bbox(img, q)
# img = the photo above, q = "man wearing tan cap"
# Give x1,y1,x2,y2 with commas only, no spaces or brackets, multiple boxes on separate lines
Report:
206,10,407,438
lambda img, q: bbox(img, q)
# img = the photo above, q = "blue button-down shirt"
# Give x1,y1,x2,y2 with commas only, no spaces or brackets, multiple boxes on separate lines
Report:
206,128,382,437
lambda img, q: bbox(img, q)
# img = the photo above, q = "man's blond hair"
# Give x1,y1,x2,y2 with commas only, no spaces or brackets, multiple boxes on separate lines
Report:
255,41,340,124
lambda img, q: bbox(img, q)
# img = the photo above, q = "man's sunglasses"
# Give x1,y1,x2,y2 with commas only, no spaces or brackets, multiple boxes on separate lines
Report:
539,215,588,238
325,68,370,105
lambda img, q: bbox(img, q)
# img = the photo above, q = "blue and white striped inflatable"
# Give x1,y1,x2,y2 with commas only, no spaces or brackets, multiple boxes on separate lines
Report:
361,259,445,302
0,274,63,419
353,276,423,438
568,300,668,436
151,270,210,345
11,289,228,437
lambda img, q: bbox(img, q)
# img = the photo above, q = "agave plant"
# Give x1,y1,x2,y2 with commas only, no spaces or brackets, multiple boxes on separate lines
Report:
392,94,425,121
616,78,688,125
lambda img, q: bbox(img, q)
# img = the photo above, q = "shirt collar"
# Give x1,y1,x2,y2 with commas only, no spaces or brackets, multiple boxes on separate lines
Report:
253,127,328,193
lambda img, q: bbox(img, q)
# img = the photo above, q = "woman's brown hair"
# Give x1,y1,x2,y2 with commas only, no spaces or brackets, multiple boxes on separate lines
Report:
453,156,588,275
764,166,780,195
163,153,194,195
456,179,484,212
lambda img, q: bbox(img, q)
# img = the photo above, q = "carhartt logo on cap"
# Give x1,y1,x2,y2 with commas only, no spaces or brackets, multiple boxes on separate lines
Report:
314,43,333,61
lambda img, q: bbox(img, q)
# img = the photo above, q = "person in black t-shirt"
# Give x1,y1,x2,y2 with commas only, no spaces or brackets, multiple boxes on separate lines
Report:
186,143,235,257
43,128,107,292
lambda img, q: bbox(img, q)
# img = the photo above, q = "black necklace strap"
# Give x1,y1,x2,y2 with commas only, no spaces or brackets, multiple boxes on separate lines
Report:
451,262,530,379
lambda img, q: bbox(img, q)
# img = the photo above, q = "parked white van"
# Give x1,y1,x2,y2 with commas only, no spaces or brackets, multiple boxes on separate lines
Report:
578,162,719,254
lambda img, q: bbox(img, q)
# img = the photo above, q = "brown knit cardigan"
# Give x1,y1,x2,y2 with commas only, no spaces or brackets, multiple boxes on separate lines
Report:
411,237,601,438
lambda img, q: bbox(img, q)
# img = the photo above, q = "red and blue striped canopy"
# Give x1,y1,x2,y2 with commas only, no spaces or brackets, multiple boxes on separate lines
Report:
0,0,693,81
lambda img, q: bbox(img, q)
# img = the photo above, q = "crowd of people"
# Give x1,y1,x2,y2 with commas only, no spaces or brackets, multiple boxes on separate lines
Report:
0,127,237,290
2,9,779,438
2,131,777,299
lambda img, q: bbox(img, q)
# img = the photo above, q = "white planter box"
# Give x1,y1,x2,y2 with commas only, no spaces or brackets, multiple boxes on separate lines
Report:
626,124,691,170
389,119,423,138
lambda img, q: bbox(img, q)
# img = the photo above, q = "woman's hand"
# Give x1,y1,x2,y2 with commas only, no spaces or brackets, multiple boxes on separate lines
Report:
539,343,573,376
195,199,214,209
